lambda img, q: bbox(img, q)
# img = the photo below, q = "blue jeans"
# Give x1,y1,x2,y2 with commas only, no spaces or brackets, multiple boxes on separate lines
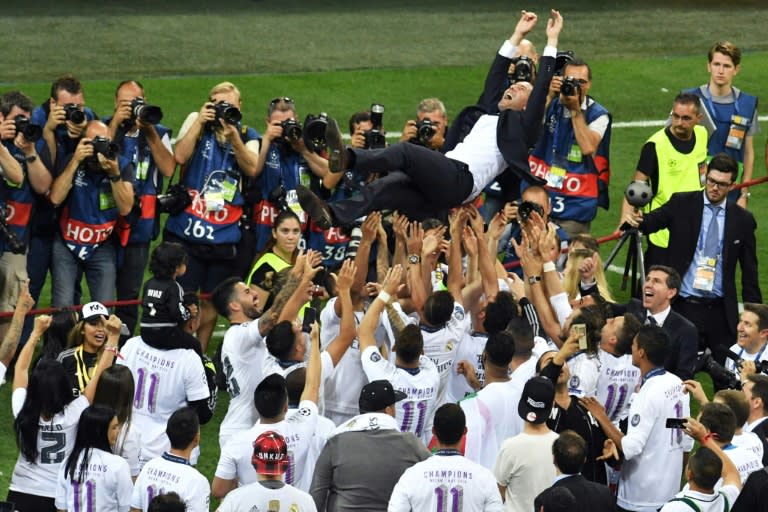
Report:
52,234,116,308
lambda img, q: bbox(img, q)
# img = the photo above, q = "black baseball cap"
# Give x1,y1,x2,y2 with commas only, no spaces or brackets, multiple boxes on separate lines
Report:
359,380,407,413
518,376,555,424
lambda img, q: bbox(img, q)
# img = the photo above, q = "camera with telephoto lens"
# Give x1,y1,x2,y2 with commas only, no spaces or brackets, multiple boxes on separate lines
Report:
90,136,119,160
726,349,768,375
363,103,386,149
157,183,192,215
695,349,741,390
508,56,534,84
280,119,303,143
517,200,545,224
560,76,581,98
209,101,242,126
130,97,163,125
14,116,42,142
64,103,86,124
554,50,575,77
412,119,437,146
303,113,329,153
0,206,25,254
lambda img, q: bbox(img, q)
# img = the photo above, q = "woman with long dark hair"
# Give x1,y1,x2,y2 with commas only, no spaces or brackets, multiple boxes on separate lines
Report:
7,313,122,512
93,364,141,480
57,301,114,395
55,404,133,512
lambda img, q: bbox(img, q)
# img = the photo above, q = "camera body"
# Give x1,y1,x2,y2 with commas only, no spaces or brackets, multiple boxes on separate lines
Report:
303,113,329,153
64,103,86,124
363,103,386,149
508,56,534,84
130,97,163,125
90,136,119,160
412,119,436,146
517,200,545,224
210,102,242,126
0,206,25,254
157,183,192,215
14,116,42,142
560,76,581,98
280,119,303,143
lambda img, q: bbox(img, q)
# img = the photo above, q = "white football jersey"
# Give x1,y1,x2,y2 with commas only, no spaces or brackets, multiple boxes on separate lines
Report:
361,346,440,444
420,302,471,406
219,318,268,447
131,453,211,512
215,400,318,492
216,480,317,512
732,431,765,463
287,406,336,492
389,452,503,512
9,391,89,498
117,336,210,465
565,351,600,398
723,442,763,485
55,447,133,512
618,370,694,512
447,331,487,403
596,348,640,423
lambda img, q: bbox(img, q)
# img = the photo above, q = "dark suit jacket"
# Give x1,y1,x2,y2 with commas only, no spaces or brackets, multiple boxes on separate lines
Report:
640,190,762,334
751,419,768,466
615,299,698,381
534,475,616,512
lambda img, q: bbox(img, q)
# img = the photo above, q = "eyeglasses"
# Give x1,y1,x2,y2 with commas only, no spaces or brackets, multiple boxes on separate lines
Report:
270,97,294,106
671,113,695,122
706,177,733,189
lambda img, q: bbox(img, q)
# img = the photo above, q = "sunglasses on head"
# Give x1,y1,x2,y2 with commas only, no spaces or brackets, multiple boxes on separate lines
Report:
270,97,294,106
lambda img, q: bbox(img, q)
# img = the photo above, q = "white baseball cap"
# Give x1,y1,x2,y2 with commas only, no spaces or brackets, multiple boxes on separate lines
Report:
81,302,109,322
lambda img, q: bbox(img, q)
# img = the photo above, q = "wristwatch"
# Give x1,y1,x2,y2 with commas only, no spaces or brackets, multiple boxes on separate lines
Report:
408,254,421,265
24,154,37,163
108,174,122,183
528,275,542,285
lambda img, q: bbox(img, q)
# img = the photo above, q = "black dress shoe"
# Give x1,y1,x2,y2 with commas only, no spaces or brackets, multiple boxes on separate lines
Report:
325,118,348,174
296,185,334,230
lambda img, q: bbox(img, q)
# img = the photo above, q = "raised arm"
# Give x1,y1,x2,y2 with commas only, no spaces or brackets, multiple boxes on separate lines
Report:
447,209,467,307
358,265,403,353
467,205,499,301
12,314,51,391
1,280,34,368
300,321,322,404
325,260,358,366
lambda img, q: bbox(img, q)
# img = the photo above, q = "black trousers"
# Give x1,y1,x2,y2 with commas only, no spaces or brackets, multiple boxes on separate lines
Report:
329,143,474,225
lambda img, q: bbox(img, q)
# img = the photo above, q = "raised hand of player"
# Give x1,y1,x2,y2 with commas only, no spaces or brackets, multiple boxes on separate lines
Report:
17,279,35,312
487,210,508,241
361,211,381,243
464,204,485,238
513,10,538,38
32,314,52,335
683,417,708,442
596,439,619,462
506,272,526,300
512,231,543,277
449,208,467,238
456,359,481,391
334,259,357,292
406,221,424,255
462,225,478,257
392,212,409,243
546,9,563,44
381,264,404,296
682,379,709,405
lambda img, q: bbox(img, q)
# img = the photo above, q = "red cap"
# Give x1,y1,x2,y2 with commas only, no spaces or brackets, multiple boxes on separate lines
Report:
251,431,288,476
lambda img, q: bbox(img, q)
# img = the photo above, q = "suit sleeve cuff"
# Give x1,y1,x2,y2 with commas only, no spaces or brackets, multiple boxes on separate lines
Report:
543,45,557,58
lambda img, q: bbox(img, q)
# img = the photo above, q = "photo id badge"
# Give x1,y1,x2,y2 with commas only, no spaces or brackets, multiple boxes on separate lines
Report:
220,174,238,202
545,165,567,190
725,114,748,150
692,256,717,293
285,189,307,223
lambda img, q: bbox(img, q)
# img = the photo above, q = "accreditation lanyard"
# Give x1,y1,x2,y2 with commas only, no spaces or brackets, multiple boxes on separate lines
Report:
705,84,739,123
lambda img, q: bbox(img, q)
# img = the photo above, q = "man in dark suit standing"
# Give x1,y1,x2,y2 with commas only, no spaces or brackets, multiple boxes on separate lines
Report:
298,10,560,228
619,266,699,381
622,153,761,370
534,430,616,512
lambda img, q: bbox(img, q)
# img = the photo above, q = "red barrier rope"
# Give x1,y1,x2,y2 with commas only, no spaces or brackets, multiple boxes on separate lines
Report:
5,175,768,318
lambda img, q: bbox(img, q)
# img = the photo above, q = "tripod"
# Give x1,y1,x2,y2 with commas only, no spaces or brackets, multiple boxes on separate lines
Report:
603,227,645,296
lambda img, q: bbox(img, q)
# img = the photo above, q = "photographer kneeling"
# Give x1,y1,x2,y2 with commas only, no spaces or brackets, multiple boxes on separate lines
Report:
49,120,135,308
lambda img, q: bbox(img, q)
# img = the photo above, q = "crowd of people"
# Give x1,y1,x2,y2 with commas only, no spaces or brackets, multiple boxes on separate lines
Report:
0,7,766,512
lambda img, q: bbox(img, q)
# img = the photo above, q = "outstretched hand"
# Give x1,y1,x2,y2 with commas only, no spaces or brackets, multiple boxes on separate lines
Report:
546,9,563,45
513,10,538,39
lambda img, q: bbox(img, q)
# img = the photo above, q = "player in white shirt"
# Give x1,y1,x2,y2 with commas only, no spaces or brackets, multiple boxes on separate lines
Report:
596,313,642,423
212,322,322,498
55,405,133,512
389,403,503,512
8,313,119,511
725,303,768,381
117,334,210,467
358,265,441,444
211,258,317,449
130,407,210,512
217,430,317,512
710,388,766,463
582,325,694,512
0,280,33,387
449,330,488,402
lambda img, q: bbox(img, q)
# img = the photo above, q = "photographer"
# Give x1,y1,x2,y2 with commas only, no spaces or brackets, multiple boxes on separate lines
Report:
725,303,768,382
165,82,260,352
0,91,52,344
399,98,448,151
529,57,612,237
48,120,135,308
251,97,329,253
104,80,175,340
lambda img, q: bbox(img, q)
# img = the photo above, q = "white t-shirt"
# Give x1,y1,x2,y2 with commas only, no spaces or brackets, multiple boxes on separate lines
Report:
389,453,503,512
55,447,133,512
596,348,640,423
361,346,440,445
493,431,559,512
445,115,507,201
219,318,268,447
9,391,89,497
117,336,210,465
216,480,317,512
113,421,141,477
565,351,600,398
287,406,336,492
732,431,765,463
618,370,694,512
447,331,488,403
725,341,768,380
215,400,319,492
131,453,211,512
659,485,740,512
420,302,471,406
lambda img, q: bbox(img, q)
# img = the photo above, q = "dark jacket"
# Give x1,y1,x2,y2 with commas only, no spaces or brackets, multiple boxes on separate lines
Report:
535,474,617,512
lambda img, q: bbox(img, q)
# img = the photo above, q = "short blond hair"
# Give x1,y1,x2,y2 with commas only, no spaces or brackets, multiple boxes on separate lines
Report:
417,98,446,118
208,81,241,101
